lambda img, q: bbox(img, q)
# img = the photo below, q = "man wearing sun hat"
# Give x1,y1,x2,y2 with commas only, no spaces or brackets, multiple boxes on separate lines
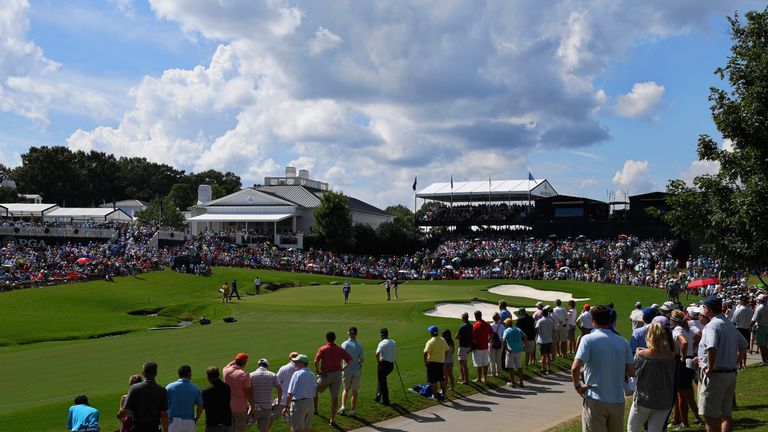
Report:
282,355,316,432
424,325,449,400
276,353,300,407
224,353,251,432
698,295,748,432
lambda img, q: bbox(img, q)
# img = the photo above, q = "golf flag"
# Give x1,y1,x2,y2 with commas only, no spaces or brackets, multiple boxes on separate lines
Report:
528,172,535,181
450,175,454,189
412,176,417,191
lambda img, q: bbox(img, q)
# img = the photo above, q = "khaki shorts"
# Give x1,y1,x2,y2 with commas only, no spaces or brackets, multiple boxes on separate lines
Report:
231,411,248,432
557,325,568,341
505,351,522,369
249,407,271,430
472,349,490,367
458,346,471,360
316,370,342,398
342,371,361,391
290,399,314,430
525,340,536,353
698,372,737,418
582,397,625,432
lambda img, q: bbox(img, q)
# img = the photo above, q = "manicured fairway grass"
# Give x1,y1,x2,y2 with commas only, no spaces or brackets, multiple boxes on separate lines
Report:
0,269,673,431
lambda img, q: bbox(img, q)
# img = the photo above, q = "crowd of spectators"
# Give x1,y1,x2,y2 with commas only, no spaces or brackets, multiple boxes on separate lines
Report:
418,203,531,225
0,224,168,290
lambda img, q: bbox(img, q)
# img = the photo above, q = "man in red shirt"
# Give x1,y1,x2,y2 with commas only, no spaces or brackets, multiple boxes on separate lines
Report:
314,331,352,426
472,310,493,382
223,353,251,432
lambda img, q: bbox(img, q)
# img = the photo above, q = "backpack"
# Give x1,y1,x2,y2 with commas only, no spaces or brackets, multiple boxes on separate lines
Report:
491,326,503,350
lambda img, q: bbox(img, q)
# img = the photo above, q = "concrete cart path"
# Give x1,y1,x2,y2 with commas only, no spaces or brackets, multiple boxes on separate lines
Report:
351,371,583,432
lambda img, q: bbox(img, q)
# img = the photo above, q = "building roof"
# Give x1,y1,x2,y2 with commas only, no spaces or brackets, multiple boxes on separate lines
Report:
0,203,59,216
45,207,132,221
254,185,322,208
186,213,293,222
416,179,558,202
99,200,146,208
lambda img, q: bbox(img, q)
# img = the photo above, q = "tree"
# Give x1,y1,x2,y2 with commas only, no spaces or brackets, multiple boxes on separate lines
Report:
14,146,92,206
663,8,768,285
136,196,186,229
376,220,420,255
386,204,416,232
352,223,378,255
414,201,445,223
312,190,353,251
166,183,195,210
0,187,20,203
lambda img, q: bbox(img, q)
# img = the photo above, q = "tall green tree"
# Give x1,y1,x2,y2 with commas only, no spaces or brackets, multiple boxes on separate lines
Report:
14,146,92,206
116,157,185,201
166,183,195,210
386,204,416,232
663,8,768,285
312,190,353,251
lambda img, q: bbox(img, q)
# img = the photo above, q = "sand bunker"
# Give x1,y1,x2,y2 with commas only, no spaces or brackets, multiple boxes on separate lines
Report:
425,301,537,320
488,284,590,302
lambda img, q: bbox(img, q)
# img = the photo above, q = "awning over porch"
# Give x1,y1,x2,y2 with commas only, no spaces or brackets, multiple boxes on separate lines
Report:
186,213,294,223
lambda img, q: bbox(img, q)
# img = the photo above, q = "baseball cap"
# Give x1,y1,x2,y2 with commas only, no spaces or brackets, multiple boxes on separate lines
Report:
288,352,299,360
258,358,269,367
503,318,513,326
517,307,527,315
661,301,675,312
702,296,722,311
688,306,702,317
348,326,358,335
536,301,544,308
758,294,766,301
652,316,670,327
427,325,439,335
650,303,659,309
294,354,308,364
634,301,642,307
544,304,552,310
235,353,249,362
642,307,659,324
583,303,590,311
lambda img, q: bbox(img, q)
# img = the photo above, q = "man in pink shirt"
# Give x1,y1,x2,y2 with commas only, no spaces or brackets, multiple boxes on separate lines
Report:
223,352,251,432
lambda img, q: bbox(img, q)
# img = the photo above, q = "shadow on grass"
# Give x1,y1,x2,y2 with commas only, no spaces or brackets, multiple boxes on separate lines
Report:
732,417,766,429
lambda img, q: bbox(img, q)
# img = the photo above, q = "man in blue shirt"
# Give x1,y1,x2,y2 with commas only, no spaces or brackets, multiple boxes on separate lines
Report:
67,394,99,432
571,305,634,432
502,318,527,388
498,300,513,323
166,365,203,432
282,355,317,432
629,307,659,353
339,326,364,417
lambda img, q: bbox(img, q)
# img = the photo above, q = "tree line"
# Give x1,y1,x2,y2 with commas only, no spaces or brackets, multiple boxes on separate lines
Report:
0,146,241,209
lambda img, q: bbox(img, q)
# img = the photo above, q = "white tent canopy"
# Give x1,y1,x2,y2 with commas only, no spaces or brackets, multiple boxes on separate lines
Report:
416,179,558,202
0,203,59,218
186,213,293,223
44,207,132,222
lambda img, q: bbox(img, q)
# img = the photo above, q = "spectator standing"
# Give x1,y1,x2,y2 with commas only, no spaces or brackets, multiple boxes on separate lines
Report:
670,310,703,428
393,278,399,299
67,395,99,432
254,277,261,295
223,353,251,432
314,331,352,426
120,361,169,432
698,296,748,432
442,330,456,390
553,299,569,357
375,328,396,405
118,375,143,432
630,307,660,354
489,313,505,377
276,353,299,408
471,310,493,382
536,307,556,374
516,308,537,368
248,359,282,432
629,302,644,330
339,326,364,417
571,305,634,432
731,296,753,368
166,365,203,432
282,355,317,432
502,317,527,388
498,300,513,323
627,323,676,432
342,281,351,304
385,278,391,300
567,300,578,355
201,366,231,432
423,325,449,400
751,294,768,365
455,312,473,384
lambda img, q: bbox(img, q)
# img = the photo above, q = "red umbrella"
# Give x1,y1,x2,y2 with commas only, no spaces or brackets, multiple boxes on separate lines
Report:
687,277,720,289
76,257,91,264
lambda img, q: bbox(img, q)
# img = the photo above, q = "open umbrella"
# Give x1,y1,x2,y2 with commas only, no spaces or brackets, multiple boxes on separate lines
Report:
76,257,91,264
687,277,720,289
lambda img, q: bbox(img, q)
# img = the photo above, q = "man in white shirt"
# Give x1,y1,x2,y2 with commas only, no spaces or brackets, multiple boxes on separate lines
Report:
374,328,396,406
553,300,568,357
731,296,753,368
629,302,644,330
276,352,299,407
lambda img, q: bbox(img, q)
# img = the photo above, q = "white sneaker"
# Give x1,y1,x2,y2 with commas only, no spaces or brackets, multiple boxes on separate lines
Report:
337,407,346,415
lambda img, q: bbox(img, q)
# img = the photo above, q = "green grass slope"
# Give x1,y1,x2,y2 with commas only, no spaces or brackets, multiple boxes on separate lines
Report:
0,269,675,431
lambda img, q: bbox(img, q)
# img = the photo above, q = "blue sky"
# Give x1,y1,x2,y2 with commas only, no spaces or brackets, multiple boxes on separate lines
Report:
0,0,762,208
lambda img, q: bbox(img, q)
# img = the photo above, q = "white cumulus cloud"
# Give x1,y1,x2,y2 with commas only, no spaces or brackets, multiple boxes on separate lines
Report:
614,81,665,118
612,160,654,193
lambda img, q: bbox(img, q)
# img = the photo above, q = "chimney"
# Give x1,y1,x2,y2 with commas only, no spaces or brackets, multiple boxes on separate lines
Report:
197,184,212,205
285,167,297,177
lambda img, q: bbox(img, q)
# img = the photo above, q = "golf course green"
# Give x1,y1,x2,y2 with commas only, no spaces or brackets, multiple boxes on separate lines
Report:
0,268,671,431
